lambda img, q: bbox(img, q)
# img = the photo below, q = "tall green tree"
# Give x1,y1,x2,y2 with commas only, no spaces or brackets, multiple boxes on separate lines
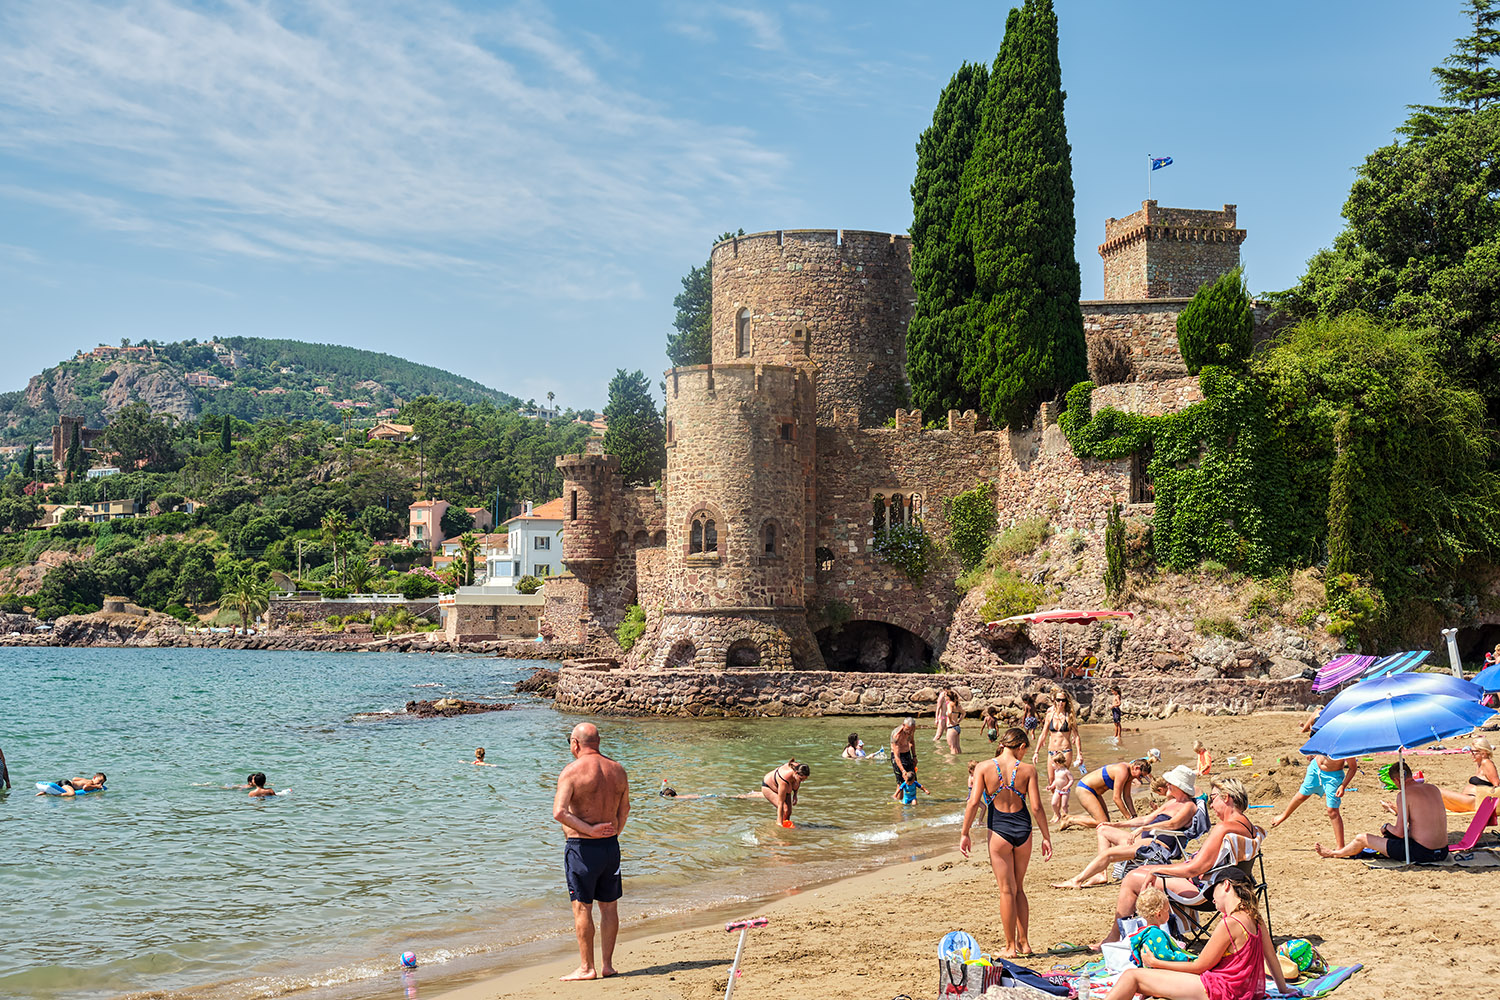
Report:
458,531,480,586
1406,0,1500,137
666,230,743,368
907,61,989,416
964,0,1087,428
1176,267,1255,375
66,422,86,482
23,445,34,479
229,572,271,631
105,402,178,471
602,369,666,487
220,414,233,453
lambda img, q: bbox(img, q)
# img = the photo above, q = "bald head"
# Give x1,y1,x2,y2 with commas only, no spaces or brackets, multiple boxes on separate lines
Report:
570,722,601,748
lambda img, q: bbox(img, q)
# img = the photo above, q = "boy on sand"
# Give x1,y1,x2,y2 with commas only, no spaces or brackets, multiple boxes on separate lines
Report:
892,770,928,805
1194,740,1213,776
1110,686,1123,741
1270,753,1359,849
1127,884,1194,967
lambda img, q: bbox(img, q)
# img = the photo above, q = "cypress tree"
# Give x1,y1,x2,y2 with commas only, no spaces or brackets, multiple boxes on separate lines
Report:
24,445,34,479
967,0,1088,428
1104,501,1125,597
220,414,232,453
602,369,667,487
908,62,989,417
66,423,84,481
1176,266,1254,375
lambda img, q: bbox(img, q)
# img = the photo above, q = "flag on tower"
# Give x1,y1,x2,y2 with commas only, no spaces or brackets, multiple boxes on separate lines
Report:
1151,156,1173,170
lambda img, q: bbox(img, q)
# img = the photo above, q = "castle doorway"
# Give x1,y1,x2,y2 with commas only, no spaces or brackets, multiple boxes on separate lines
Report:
815,620,932,672
666,639,696,668
726,639,761,667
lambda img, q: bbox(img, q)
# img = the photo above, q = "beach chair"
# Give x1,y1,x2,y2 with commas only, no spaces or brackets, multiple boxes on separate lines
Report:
1161,830,1271,946
1112,796,1212,880
1452,796,1500,853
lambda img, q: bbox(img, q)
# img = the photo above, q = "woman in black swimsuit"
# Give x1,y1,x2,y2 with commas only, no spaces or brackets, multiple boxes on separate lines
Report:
760,760,810,828
960,728,1052,958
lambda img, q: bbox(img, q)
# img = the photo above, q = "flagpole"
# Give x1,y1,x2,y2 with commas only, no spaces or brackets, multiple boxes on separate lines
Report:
1147,154,1151,199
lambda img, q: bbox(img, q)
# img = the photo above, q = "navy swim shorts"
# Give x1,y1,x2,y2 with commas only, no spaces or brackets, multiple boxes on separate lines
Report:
564,836,622,904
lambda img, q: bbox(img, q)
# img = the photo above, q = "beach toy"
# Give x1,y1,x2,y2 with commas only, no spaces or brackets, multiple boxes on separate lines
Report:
723,917,767,1000
1239,756,1253,766
1276,939,1326,976
780,820,795,828
400,951,417,968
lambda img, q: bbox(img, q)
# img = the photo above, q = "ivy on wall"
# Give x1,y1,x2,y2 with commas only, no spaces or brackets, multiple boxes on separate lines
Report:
944,481,998,571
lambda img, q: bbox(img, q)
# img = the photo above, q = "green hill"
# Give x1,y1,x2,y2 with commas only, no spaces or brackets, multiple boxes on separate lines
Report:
0,337,522,446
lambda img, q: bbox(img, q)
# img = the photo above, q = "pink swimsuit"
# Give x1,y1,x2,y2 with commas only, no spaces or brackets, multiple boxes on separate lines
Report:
1199,914,1266,1000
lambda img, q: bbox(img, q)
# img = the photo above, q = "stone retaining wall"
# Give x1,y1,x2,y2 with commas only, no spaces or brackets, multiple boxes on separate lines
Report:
554,667,1318,718
268,598,440,626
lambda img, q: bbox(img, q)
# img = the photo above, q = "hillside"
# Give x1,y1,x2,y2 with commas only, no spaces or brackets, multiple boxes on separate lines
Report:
0,337,522,445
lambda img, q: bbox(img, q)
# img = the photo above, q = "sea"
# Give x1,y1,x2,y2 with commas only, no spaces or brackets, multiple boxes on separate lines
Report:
0,648,1156,1000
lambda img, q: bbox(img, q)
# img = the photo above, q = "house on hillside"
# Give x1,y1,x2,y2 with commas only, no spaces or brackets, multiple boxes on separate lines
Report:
367,421,414,442
185,372,224,388
434,532,508,579
502,498,566,581
408,499,448,551
466,507,494,532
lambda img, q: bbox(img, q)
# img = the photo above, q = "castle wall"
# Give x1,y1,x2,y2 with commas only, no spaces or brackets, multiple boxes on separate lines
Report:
812,409,1132,655
1091,376,1203,417
710,230,913,426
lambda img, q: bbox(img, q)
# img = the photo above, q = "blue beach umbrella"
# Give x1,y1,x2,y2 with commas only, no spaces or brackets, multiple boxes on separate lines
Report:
1311,673,1483,733
1472,662,1500,693
1302,692,1494,865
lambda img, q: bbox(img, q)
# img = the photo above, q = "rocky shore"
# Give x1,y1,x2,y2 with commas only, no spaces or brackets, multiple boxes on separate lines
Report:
0,610,587,659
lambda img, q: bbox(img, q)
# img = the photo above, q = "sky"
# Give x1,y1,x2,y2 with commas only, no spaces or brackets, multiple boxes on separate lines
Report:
0,1,1471,409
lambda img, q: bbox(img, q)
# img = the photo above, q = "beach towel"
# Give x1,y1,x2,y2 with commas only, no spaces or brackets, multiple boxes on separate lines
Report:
1267,963,1363,997
1365,848,1500,869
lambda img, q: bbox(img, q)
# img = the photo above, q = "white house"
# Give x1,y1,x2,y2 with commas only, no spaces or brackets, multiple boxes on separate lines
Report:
501,497,566,581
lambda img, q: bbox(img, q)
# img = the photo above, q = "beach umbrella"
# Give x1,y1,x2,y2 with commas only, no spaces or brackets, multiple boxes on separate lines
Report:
1313,654,1376,693
1362,650,1431,680
1472,662,1500,693
1302,692,1495,864
986,609,1136,676
1311,673,1483,733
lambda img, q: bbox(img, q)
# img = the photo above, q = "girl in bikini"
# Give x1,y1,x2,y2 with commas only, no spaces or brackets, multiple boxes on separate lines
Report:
959,729,1052,959
760,760,810,828
1064,758,1152,829
941,686,963,754
1104,865,1298,1000
1032,688,1080,792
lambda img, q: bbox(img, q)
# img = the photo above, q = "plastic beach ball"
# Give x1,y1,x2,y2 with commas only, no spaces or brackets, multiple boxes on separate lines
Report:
401,952,418,968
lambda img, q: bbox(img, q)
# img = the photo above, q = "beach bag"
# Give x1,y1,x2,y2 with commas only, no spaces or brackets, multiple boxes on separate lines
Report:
937,959,1064,999
1276,939,1328,977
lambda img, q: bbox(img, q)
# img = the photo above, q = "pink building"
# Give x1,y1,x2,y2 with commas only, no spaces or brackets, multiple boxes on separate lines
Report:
408,499,449,551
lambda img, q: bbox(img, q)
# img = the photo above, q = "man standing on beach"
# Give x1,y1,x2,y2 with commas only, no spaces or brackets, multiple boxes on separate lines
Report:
553,722,630,981
891,717,918,785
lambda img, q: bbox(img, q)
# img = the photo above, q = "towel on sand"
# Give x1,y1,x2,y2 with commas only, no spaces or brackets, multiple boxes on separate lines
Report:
1365,849,1500,869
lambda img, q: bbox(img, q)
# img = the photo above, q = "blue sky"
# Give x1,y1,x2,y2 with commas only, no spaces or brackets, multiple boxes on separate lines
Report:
0,1,1467,408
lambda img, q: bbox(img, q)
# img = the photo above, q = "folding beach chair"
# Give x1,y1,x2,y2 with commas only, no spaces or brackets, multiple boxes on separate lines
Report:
1160,828,1271,947
1452,796,1500,853
1111,796,1212,880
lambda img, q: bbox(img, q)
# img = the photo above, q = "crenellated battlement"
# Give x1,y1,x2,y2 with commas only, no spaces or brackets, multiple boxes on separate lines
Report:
1100,200,1246,301
711,229,911,258
665,362,812,403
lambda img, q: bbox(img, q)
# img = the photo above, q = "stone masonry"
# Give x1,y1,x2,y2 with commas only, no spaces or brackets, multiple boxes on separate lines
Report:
545,204,1260,715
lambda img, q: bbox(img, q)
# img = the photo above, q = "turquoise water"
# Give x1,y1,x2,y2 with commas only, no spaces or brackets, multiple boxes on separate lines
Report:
0,648,1154,1000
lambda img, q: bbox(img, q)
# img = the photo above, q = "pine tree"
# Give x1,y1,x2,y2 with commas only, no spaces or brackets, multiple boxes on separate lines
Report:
966,0,1088,429
602,369,667,487
667,230,743,368
1176,267,1254,375
908,62,989,417
220,414,232,453
1406,0,1500,137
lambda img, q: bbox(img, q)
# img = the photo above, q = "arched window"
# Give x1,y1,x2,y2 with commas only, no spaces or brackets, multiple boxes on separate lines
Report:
890,493,905,528
871,493,887,539
736,309,751,357
690,513,719,555
763,520,778,556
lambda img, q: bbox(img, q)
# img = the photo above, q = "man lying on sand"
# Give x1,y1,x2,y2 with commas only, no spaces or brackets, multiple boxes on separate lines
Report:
1315,760,1449,864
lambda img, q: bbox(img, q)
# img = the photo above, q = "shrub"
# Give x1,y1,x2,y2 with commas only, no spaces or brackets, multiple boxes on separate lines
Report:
992,517,1051,560
978,570,1044,622
1176,266,1254,375
515,575,542,595
1194,615,1246,641
944,482,998,571
397,573,440,600
614,604,647,651
164,604,195,622
1087,333,1132,385
874,519,934,584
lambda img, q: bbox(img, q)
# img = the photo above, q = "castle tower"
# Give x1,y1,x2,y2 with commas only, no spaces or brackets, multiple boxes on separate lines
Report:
642,362,824,670
1098,201,1245,300
555,450,619,572
710,229,913,427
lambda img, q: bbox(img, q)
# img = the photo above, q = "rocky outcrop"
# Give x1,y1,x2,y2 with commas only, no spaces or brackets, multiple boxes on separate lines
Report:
515,667,559,697
405,698,512,718
96,363,199,420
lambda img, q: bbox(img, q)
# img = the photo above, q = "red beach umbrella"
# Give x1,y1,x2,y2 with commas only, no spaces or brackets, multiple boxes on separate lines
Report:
985,609,1136,676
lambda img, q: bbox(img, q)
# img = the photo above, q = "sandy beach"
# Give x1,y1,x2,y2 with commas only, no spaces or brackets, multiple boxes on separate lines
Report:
437,710,1498,1000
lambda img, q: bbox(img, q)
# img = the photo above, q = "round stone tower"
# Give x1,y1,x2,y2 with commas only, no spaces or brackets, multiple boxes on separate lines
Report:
647,362,824,670
554,450,618,572
710,229,913,427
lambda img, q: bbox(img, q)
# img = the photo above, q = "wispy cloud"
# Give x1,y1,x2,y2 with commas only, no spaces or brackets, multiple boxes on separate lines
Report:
0,0,790,294
717,6,786,51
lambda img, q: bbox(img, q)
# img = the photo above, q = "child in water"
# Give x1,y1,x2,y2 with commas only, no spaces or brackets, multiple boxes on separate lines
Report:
38,772,106,796
242,772,280,798
892,770,928,805
1047,751,1073,823
471,747,495,767
842,733,866,759
982,706,1000,743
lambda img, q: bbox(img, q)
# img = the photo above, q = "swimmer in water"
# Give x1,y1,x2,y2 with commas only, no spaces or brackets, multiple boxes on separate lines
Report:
472,747,496,767
235,772,280,798
38,772,107,796
0,745,10,791
761,760,810,828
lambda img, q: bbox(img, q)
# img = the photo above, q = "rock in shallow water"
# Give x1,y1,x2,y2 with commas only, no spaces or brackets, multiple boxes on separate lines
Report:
404,698,513,718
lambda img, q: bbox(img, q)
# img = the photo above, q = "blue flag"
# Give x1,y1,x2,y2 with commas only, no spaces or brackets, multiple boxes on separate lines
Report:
1151,156,1173,170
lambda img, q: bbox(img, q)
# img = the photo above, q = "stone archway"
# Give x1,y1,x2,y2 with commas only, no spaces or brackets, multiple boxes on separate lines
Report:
726,638,761,667
666,639,696,668
815,619,932,672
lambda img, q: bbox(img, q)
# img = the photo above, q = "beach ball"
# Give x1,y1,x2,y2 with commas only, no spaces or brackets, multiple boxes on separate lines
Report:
401,951,418,968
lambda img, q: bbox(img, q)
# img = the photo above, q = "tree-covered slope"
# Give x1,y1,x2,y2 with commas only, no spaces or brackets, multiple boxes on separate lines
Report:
0,337,522,445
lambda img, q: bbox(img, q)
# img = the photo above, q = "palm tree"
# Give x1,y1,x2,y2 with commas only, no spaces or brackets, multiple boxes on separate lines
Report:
321,510,349,583
230,573,271,632
458,531,480,586
345,555,377,593
546,390,556,417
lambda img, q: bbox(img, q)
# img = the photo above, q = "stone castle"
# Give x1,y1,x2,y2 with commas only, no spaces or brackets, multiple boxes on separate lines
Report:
543,201,1253,678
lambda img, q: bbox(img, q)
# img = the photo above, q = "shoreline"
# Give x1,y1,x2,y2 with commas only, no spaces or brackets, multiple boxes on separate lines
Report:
430,711,1498,1000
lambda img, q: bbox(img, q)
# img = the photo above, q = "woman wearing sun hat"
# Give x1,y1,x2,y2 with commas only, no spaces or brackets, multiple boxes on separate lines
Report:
1051,765,1199,889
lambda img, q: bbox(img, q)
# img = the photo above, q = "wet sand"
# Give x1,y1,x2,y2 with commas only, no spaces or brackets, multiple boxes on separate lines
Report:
437,711,1498,1000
